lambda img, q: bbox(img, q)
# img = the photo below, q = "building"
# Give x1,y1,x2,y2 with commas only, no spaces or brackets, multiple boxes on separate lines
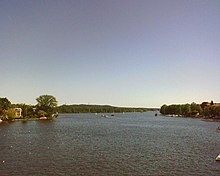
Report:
201,102,220,109
14,108,22,118
213,103,220,107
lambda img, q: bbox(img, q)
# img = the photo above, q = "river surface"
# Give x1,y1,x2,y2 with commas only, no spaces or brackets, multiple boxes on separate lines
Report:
0,112,219,175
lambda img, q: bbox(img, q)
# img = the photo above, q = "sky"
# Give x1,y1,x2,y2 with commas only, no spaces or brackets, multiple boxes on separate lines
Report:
0,0,220,107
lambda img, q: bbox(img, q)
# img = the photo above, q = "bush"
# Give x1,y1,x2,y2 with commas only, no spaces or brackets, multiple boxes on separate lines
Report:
37,110,47,117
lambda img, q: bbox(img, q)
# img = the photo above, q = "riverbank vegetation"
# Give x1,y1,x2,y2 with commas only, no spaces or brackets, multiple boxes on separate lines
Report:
57,104,148,113
0,95,149,122
160,101,220,119
0,95,58,122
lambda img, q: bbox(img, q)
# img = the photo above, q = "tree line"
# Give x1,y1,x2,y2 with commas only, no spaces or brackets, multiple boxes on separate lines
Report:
0,95,58,121
160,101,220,119
58,104,148,113
0,95,148,121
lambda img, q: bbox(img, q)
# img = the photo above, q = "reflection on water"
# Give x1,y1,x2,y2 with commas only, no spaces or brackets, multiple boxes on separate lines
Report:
0,112,219,175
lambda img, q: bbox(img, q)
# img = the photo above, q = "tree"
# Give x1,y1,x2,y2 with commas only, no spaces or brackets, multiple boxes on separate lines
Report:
181,104,191,116
0,98,11,110
160,104,167,115
191,102,202,115
36,95,58,118
0,109,16,121
176,105,182,115
38,110,47,117
5,109,16,120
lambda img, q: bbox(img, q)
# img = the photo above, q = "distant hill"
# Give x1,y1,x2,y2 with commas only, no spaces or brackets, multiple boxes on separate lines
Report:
57,104,152,113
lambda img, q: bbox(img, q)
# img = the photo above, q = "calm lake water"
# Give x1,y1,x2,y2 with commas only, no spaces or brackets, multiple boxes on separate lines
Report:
0,112,219,175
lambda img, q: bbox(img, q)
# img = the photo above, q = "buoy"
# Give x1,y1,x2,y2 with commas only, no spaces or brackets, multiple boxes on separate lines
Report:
2,160,5,163
216,154,220,161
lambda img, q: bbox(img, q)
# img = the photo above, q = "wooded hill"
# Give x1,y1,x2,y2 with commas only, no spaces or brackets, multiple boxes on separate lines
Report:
57,104,148,113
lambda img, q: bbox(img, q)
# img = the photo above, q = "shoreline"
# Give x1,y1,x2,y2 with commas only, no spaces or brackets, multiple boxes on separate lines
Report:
0,117,55,123
1,112,220,123
201,118,220,122
161,114,220,122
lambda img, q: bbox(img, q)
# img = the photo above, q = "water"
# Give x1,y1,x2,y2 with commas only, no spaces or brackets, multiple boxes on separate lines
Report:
0,112,219,175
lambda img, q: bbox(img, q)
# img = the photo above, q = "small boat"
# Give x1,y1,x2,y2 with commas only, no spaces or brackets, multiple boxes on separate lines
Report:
155,113,158,116
216,154,220,161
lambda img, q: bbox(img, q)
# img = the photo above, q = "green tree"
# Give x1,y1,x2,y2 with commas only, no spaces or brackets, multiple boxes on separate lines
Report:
209,106,220,118
216,106,220,117
203,107,210,117
38,110,47,117
160,104,167,115
5,109,16,120
176,105,182,115
0,98,11,110
36,95,58,118
181,104,191,116
190,102,202,115
0,109,16,121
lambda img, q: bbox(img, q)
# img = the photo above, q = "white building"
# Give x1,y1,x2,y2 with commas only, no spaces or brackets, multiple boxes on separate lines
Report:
14,108,22,118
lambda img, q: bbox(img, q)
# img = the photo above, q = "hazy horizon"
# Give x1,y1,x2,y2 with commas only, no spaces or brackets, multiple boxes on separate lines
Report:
1,0,220,107
0,96,215,109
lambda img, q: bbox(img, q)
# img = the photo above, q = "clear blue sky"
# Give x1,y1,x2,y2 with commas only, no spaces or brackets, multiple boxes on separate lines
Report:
0,0,220,107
